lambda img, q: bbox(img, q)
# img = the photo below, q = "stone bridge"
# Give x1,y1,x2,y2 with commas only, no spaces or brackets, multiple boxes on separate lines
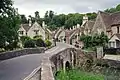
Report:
0,43,81,80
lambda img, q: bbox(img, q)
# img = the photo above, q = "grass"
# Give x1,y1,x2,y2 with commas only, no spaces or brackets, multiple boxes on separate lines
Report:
55,69,104,80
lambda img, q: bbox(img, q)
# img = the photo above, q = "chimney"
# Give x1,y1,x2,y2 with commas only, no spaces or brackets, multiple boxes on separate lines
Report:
77,24,80,28
42,21,45,29
72,26,74,30
29,18,32,26
82,14,88,25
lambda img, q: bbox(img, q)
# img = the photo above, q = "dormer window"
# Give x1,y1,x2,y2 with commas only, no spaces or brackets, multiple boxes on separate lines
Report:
19,31,24,35
34,30,39,35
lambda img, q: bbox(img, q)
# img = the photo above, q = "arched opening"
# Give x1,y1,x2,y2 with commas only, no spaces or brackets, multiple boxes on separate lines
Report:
65,61,71,71
73,53,76,67
60,59,63,69
55,71,61,77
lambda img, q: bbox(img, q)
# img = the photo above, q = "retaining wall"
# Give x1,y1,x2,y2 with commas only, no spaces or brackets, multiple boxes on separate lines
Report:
0,48,45,60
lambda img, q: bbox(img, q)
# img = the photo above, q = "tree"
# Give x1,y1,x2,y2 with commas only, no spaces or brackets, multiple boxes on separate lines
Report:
43,10,96,30
104,4,120,13
34,11,43,26
80,32,108,49
20,15,27,24
86,12,97,20
49,10,54,19
0,0,20,50
35,11,40,20
44,11,49,24
116,4,120,11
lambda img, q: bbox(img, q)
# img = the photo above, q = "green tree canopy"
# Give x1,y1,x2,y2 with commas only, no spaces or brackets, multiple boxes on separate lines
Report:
104,4,120,13
0,0,20,50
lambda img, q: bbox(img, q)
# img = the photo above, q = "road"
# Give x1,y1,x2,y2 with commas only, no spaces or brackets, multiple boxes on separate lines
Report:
0,43,73,80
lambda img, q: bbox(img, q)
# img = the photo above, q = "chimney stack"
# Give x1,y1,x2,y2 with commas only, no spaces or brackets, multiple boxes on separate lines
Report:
77,24,80,28
29,17,32,26
42,21,45,29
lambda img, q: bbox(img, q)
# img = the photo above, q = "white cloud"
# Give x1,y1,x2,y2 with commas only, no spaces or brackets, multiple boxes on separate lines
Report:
13,0,120,17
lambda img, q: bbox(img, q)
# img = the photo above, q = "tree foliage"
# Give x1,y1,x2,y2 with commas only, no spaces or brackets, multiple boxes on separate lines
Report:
20,15,27,24
80,32,109,48
0,0,20,50
43,11,97,30
104,4,120,13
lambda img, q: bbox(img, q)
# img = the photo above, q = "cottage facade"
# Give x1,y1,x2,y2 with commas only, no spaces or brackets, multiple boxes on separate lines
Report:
18,20,52,40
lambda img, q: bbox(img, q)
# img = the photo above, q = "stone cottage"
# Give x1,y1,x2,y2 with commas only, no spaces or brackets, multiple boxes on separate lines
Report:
18,20,52,40
91,11,120,48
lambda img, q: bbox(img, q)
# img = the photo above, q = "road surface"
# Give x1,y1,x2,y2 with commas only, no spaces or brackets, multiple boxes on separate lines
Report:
0,43,73,80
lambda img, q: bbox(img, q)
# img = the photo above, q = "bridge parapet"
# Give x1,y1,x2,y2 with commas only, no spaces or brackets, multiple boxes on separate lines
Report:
0,48,45,61
40,47,80,80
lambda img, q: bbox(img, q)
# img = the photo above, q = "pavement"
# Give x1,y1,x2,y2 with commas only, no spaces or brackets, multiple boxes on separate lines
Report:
0,42,73,80
103,54,120,61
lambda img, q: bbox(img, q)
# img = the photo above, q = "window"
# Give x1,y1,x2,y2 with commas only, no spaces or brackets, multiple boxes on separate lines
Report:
111,42,115,48
34,30,39,35
19,31,24,35
117,26,119,33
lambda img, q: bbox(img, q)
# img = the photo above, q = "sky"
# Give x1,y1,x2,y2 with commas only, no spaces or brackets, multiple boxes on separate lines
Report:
13,0,120,18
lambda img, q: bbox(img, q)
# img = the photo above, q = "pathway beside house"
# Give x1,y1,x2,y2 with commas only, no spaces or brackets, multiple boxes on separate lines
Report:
103,54,120,61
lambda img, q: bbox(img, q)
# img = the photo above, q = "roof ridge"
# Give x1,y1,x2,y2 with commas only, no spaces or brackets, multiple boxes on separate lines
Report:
110,11,120,15
98,11,110,15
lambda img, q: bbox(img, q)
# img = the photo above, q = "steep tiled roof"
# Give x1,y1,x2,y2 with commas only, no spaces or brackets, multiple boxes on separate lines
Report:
111,12,120,26
99,11,120,30
99,11,111,30
115,34,120,40
22,24,32,32
85,21,95,30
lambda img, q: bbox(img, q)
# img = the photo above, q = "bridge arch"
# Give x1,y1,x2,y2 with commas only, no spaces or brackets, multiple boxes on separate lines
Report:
65,61,71,70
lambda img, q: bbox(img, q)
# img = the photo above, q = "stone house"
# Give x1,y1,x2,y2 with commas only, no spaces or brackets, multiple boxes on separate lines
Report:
54,25,83,47
54,11,120,48
18,20,52,40
89,11,120,48
83,20,95,35
109,34,120,48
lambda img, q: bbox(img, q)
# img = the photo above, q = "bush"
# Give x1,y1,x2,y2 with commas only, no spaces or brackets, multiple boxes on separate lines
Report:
33,35,42,39
34,38,46,47
20,36,31,44
24,39,35,48
45,40,52,47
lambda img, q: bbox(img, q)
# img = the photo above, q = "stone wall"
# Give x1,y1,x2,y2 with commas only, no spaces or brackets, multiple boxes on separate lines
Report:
0,48,45,61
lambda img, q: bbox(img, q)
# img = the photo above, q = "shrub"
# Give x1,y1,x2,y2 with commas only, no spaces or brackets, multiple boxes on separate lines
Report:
45,40,52,47
33,35,42,39
35,38,46,47
24,39,35,48
20,36,31,44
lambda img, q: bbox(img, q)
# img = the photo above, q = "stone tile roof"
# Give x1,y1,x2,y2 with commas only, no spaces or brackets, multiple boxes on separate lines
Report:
99,11,120,30
21,24,32,32
99,11,111,30
111,12,120,26
115,34,120,40
84,21,95,30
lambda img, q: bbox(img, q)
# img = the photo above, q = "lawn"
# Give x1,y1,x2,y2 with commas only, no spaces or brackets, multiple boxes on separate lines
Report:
56,69,104,80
